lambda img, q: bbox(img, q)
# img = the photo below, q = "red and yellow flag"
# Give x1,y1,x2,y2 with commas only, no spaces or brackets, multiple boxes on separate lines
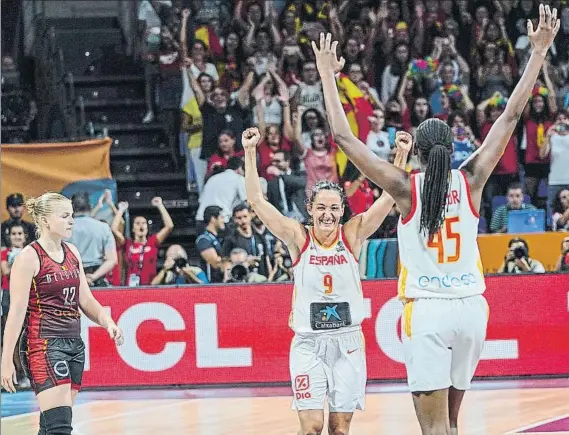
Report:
195,26,223,58
335,74,375,176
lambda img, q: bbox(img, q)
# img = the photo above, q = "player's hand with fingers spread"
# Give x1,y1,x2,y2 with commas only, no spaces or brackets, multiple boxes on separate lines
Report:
1,357,18,393
107,323,124,346
242,127,261,151
311,33,345,75
395,131,413,153
528,4,561,56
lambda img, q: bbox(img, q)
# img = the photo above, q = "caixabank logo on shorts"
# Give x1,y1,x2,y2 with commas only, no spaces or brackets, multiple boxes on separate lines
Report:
310,302,352,330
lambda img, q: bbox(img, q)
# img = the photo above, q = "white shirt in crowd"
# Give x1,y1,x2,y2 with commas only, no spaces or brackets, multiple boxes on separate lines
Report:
548,133,569,186
190,63,219,83
366,130,391,161
196,169,246,222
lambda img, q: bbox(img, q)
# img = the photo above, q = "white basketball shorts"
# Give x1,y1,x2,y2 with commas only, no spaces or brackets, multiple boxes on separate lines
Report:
401,294,489,392
290,329,366,413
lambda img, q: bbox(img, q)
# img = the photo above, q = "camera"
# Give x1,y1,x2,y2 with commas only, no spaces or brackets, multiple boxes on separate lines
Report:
513,246,527,259
229,263,250,282
171,256,189,270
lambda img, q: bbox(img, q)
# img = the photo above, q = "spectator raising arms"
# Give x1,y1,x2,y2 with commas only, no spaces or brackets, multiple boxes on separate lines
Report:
111,197,174,286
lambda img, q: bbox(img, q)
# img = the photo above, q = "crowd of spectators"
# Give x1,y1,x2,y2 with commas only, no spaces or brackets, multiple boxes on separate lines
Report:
2,0,569,288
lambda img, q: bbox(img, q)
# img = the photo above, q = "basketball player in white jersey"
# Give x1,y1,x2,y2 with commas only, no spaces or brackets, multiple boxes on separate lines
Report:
313,6,559,434
242,126,410,435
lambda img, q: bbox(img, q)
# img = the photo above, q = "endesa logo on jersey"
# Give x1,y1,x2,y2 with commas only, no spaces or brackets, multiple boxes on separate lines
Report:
418,273,477,288
81,274,569,388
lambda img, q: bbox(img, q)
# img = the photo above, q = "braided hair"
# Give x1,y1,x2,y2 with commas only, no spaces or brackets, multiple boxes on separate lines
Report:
415,118,454,236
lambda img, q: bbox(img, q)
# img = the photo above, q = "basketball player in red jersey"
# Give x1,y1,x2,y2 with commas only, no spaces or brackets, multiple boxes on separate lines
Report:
1,192,124,435
313,5,559,434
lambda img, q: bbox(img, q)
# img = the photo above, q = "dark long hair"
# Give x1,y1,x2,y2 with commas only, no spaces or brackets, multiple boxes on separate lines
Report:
415,118,454,236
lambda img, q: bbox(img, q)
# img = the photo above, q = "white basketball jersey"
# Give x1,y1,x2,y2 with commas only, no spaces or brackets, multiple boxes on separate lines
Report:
290,226,364,334
397,170,485,300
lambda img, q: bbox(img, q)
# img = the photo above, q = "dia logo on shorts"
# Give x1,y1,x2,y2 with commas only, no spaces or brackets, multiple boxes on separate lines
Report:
295,374,310,391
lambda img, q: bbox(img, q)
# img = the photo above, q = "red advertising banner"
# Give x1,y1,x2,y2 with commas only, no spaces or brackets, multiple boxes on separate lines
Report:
81,274,569,387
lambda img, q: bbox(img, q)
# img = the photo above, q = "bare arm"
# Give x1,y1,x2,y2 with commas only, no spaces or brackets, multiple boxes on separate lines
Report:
153,198,174,244
542,61,558,113
68,244,123,348
313,34,411,207
344,136,411,254
111,204,127,247
1,259,10,277
237,71,255,108
461,5,560,199
243,128,306,258
539,127,555,159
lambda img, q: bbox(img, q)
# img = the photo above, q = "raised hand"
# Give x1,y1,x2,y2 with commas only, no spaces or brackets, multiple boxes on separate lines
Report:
242,127,261,151
118,201,129,212
151,197,163,207
311,33,346,75
528,4,560,56
395,131,413,153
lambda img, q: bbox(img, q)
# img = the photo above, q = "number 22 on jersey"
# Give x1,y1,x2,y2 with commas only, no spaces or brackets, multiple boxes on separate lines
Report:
427,216,461,263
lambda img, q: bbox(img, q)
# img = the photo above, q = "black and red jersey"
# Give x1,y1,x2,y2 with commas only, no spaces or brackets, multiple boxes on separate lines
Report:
25,241,82,338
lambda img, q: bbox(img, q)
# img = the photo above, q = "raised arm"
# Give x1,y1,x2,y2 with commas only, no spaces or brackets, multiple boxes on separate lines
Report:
242,127,307,260
344,131,412,256
461,4,560,198
152,197,174,244
111,202,128,247
312,33,411,206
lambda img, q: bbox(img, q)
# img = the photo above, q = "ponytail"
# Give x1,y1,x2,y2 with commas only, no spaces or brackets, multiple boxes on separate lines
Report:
420,144,451,236
415,118,454,237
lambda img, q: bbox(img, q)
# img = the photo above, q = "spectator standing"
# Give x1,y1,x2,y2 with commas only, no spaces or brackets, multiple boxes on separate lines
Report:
266,150,307,222
195,156,247,230
539,110,569,220
477,93,519,222
67,193,117,287
2,193,36,247
111,197,174,286
206,130,245,177
196,205,225,283
490,183,536,233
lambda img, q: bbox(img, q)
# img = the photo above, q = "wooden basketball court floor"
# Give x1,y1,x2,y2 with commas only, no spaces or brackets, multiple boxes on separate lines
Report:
2,378,568,435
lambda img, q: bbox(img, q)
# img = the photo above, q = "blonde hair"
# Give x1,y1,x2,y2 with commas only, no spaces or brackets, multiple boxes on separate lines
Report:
25,192,72,238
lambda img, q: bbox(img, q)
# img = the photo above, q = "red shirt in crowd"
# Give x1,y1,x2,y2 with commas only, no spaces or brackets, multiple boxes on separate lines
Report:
207,150,245,176
124,234,160,286
1,247,10,290
481,122,519,175
257,136,294,180
106,248,123,287
345,180,375,216
524,117,553,165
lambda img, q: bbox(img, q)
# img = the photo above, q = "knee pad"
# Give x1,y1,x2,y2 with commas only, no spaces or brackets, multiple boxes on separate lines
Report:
42,406,72,435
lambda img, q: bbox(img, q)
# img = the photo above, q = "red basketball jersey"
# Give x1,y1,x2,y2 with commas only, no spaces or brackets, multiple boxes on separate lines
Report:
25,241,82,338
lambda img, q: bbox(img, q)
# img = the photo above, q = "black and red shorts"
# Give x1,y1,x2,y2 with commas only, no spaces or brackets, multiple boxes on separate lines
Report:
19,334,85,395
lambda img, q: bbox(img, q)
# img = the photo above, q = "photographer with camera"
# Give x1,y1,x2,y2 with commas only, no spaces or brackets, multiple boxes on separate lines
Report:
223,248,268,283
498,238,545,274
555,237,569,272
151,244,208,285
221,203,270,279
267,239,293,282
